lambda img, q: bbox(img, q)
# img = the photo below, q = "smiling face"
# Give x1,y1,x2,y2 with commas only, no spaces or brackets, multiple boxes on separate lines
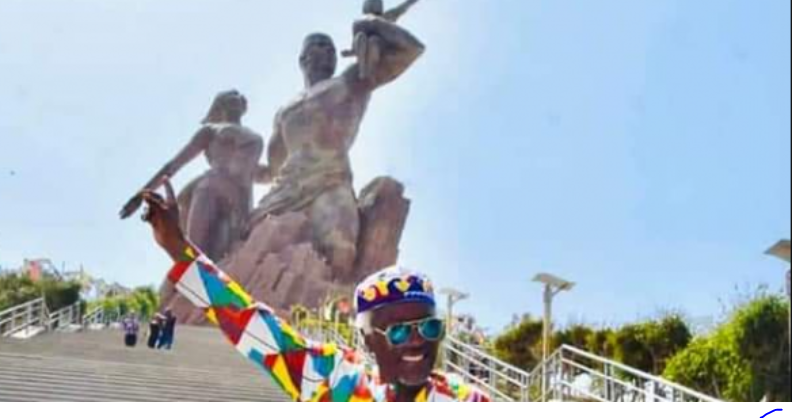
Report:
365,301,442,387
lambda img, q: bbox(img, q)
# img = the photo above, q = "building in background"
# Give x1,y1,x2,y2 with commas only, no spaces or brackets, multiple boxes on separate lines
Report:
21,258,64,282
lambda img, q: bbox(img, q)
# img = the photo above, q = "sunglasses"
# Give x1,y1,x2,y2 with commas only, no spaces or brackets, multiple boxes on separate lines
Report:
374,317,445,346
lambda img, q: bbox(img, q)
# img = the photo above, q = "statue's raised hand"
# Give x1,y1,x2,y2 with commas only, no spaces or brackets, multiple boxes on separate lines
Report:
119,194,144,219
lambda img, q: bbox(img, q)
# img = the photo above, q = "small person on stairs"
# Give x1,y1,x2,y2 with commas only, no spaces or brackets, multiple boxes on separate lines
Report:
122,314,140,348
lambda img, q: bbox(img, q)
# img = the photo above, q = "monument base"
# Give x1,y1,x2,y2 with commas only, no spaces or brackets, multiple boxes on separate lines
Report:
161,176,410,324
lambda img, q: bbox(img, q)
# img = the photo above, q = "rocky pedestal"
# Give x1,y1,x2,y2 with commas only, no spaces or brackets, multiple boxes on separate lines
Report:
160,177,410,324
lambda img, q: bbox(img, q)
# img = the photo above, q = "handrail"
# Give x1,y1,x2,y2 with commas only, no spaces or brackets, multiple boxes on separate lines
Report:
305,327,350,347
557,345,720,402
0,297,43,319
529,344,721,402
296,319,354,347
446,337,529,378
0,298,47,338
442,338,721,402
1,298,85,338
444,358,517,402
81,306,105,328
288,316,722,403
559,357,659,400
46,301,82,331
442,336,530,401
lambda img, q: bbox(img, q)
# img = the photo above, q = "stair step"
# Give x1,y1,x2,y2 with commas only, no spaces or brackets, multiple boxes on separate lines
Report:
0,354,268,384
0,380,276,402
0,325,290,401
0,366,274,399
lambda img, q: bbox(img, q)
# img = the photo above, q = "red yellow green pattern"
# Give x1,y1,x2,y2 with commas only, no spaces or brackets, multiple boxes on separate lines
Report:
167,246,489,402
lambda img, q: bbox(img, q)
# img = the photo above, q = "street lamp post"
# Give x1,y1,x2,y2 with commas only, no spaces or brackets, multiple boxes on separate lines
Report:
439,288,469,335
533,273,575,395
766,240,791,347
533,274,576,359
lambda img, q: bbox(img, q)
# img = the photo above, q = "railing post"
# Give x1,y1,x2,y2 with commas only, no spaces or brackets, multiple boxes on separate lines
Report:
489,363,497,393
522,374,530,402
555,354,563,402
26,301,34,334
40,299,48,330
541,360,547,402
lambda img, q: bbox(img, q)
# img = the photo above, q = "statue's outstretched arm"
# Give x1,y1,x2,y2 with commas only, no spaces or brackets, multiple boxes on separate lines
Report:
119,126,213,219
148,126,214,189
383,0,419,22
349,17,425,90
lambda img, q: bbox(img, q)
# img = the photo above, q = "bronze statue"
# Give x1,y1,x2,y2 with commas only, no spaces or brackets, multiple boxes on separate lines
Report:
342,0,421,80
250,17,425,281
120,90,265,261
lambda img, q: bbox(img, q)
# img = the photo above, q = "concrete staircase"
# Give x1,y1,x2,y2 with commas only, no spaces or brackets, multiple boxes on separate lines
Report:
0,326,289,401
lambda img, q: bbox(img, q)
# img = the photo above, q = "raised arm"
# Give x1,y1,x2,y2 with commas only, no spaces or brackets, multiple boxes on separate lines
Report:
119,126,213,219
348,17,425,90
383,0,419,22
139,181,350,401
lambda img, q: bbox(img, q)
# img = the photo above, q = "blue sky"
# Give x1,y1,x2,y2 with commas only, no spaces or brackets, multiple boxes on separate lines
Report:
0,0,789,331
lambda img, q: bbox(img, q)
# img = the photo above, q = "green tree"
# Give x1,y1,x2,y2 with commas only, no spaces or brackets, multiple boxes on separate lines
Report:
39,277,82,311
611,314,692,375
493,316,544,370
130,286,159,318
664,295,790,401
0,274,40,311
732,296,791,401
553,324,594,351
662,334,749,400
586,327,614,358
0,274,82,312
92,286,159,320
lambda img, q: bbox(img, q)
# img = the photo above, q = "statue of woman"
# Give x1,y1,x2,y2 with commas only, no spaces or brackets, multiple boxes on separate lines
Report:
120,90,265,261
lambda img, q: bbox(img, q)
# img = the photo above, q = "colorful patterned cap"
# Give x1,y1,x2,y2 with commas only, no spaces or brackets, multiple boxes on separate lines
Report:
354,266,436,327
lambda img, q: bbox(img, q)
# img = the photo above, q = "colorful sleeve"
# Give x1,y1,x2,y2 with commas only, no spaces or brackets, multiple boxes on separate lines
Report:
167,245,348,401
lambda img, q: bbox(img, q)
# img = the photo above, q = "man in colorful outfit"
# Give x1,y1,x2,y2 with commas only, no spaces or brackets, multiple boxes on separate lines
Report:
138,181,489,402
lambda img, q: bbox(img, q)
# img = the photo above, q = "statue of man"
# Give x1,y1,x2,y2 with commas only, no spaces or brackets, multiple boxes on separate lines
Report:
251,17,425,280
120,90,265,261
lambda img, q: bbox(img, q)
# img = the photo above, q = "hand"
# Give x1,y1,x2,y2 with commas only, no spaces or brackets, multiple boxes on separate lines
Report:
119,194,144,219
140,178,189,261
353,14,383,33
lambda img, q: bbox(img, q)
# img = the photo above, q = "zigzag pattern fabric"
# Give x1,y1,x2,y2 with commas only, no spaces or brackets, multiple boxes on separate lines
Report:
167,246,490,402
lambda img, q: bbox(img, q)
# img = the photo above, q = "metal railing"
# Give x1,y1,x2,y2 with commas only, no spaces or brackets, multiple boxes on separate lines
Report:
81,306,107,328
295,318,378,370
442,336,531,401
289,316,721,403
296,318,354,348
0,298,48,338
1,298,85,338
440,338,721,402
528,345,721,402
46,302,82,331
